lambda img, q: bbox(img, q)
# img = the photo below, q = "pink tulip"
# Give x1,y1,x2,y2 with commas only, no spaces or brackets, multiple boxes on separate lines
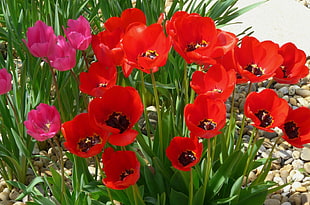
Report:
0,68,12,95
64,16,92,50
22,20,57,58
48,36,76,71
24,103,61,141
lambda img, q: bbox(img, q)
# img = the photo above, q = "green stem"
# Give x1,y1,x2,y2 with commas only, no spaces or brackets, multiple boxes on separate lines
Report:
48,66,64,119
266,79,274,89
243,127,258,183
202,138,212,203
54,138,65,204
82,50,89,70
189,169,194,205
235,82,252,150
139,71,153,149
95,155,115,205
150,71,163,160
132,184,145,205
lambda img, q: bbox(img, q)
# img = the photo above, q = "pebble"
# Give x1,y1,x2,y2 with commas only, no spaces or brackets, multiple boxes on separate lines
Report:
304,162,310,173
281,202,291,205
264,199,281,205
292,159,304,169
301,148,310,161
296,97,309,107
289,98,297,106
295,88,310,97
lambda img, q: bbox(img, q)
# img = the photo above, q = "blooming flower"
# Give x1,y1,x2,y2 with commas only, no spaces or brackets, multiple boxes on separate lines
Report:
234,36,283,83
0,68,12,95
48,36,76,71
24,103,61,141
122,23,172,77
280,107,310,148
91,8,146,67
166,136,203,171
190,64,236,101
102,147,140,190
273,42,309,84
22,20,57,58
244,89,289,132
166,11,237,65
64,15,92,50
88,86,143,146
184,95,226,138
79,61,117,97
62,113,109,158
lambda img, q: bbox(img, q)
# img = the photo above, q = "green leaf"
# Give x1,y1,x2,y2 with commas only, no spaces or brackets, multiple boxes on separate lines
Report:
169,189,188,205
206,151,242,199
237,182,275,205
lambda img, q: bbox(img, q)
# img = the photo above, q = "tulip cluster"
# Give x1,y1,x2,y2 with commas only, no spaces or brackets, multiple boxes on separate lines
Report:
22,7,310,193
23,16,91,71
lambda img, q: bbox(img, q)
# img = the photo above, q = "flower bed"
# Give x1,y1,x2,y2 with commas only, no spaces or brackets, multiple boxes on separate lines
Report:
0,0,309,204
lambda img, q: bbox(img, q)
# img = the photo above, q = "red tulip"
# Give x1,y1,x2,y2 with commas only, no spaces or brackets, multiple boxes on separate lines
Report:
92,8,146,67
48,36,76,71
216,49,248,84
23,20,57,58
280,107,310,148
244,89,289,132
102,147,140,190
235,36,283,83
88,86,143,146
0,68,12,95
79,62,117,97
166,11,237,65
184,95,226,138
24,103,61,141
92,29,124,67
166,136,203,171
122,23,171,77
64,15,92,50
273,42,309,84
190,64,236,101
62,113,109,158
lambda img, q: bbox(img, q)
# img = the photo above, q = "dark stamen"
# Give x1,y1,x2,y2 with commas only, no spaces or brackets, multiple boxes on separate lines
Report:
141,50,158,60
255,110,273,128
120,169,134,181
284,121,299,139
186,40,208,52
106,112,130,133
178,150,196,166
198,119,217,130
280,65,288,78
78,135,101,152
97,82,108,87
245,64,264,76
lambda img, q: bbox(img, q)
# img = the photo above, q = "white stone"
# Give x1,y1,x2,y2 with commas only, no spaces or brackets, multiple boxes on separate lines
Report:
296,89,310,97
292,171,305,182
281,202,291,205
301,148,310,161
292,159,304,169
292,181,302,190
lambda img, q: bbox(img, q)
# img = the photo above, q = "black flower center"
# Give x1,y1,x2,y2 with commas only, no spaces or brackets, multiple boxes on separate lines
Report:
78,135,101,152
284,121,299,139
186,40,208,52
245,64,264,76
141,50,158,60
255,110,273,128
198,119,217,130
105,112,130,133
120,169,134,181
280,65,288,78
178,150,196,166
